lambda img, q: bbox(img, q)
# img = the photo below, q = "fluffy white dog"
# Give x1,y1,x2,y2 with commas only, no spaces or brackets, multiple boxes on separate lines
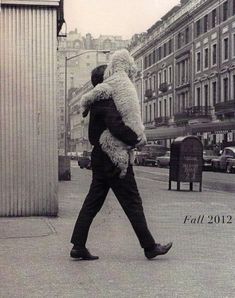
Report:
80,49,146,178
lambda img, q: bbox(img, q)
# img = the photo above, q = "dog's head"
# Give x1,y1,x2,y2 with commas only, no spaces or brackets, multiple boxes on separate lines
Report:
104,49,137,80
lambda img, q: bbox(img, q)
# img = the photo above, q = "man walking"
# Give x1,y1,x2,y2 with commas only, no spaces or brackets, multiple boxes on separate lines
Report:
70,64,172,260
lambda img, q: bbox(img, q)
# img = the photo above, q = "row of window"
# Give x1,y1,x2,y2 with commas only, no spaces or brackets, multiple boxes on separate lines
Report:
195,74,235,107
144,97,173,122
144,66,173,92
196,0,235,37
144,73,235,121
196,34,235,72
143,1,235,70
144,39,173,69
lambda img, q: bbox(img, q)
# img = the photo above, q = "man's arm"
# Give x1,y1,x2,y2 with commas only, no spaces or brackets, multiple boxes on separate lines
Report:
96,99,140,147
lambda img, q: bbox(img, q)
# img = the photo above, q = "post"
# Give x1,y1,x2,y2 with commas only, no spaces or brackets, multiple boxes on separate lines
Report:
64,56,68,155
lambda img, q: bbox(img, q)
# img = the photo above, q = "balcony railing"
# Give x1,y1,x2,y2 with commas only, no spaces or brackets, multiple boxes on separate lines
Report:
145,89,153,98
215,100,235,113
174,106,213,122
155,116,170,126
159,82,168,93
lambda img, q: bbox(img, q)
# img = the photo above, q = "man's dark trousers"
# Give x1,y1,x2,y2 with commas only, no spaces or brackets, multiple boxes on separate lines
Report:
71,164,155,249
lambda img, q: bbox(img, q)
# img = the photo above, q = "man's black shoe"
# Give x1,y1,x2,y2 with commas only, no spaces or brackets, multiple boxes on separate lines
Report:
70,246,99,260
144,242,173,259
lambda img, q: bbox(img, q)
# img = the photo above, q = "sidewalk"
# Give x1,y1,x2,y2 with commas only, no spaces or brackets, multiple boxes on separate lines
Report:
1,166,235,298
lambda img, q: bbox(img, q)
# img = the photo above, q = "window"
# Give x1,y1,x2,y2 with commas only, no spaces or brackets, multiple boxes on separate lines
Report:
233,34,235,57
212,44,217,65
223,77,229,102
164,69,167,83
223,1,228,21
177,33,181,48
153,75,156,90
196,52,201,72
196,20,201,37
149,105,152,122
233,75,235,99
223,37,229,61
168,66,172,84
169,39,172,54
149,77,152,90
164,99,167,117
145,79,148,91
212,81,217,105
155,49,158,61
204,48,209,69
212,9,217,28
204,15,208,33
169,97,172,117
233,0,235,15
153,102,156,118
182,61,186,83
196,87,201,106
145,106,148,122
158,47,162,60
159,101,162,117
163,43,167,57
204,85,209,108
148,54,152,67
144,56,148,69
185,27,189,44
158,72,162,87
153,50,156,64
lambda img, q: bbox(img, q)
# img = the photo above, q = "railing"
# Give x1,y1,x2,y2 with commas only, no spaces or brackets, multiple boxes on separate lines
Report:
215,100,235,112
145,89,153,98
174,106,213,121
159,82,168,92
155,116,170,126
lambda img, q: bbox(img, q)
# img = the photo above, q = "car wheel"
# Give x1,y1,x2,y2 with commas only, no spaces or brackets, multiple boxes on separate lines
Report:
211,162,217,172
226,164,232,174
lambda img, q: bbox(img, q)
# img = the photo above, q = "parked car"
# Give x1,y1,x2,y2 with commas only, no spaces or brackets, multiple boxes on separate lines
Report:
211,147,235,172
226,158,235,173
78,150,92,169
134,144,168,166
202,150,219,171
155,151,171,167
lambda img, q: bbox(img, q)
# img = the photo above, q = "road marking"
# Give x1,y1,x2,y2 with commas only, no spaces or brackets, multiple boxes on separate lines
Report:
135,168,169,176
136,176,166,183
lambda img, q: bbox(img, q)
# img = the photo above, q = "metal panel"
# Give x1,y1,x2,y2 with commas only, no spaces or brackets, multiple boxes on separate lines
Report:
0,5,58,216
1,0,59,6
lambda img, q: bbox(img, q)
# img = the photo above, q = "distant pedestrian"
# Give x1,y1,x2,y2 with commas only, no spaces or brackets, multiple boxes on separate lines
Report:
70,51,172,260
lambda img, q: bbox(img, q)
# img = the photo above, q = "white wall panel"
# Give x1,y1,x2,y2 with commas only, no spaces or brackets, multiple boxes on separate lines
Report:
0,5,58,216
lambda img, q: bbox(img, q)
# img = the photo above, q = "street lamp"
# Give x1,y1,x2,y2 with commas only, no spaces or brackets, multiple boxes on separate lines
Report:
64,49,110,155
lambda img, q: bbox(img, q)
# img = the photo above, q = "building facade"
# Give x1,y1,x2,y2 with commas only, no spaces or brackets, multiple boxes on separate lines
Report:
0,0,64,216
130,0,235,150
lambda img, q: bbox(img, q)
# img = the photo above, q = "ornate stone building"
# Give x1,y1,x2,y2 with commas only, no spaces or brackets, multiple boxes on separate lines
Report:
130,0,235,149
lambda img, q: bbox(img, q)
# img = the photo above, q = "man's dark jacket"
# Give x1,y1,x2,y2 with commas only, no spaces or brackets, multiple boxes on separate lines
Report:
87,98,139,175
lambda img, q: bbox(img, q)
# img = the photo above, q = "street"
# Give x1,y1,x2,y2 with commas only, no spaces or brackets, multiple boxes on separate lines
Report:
1,162,235,298
133,166,235,193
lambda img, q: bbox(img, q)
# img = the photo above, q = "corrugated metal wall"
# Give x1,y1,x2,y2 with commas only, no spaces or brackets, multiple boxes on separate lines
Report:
0,5,58,216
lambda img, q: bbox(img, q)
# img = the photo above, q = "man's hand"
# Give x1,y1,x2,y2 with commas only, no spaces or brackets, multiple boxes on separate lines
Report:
136,133,147,149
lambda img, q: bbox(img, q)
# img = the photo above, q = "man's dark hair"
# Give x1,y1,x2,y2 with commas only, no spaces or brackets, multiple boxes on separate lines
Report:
91,64,107,87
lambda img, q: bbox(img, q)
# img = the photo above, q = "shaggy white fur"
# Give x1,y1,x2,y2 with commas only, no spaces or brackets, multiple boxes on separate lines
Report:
80,49,145,178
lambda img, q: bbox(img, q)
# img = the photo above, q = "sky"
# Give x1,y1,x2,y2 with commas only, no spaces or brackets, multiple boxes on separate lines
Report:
64,0,180,39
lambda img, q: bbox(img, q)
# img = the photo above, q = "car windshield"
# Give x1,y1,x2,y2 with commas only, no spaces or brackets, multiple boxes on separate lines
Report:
141,145,166,154
83,151,91,157
203,150,215,156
